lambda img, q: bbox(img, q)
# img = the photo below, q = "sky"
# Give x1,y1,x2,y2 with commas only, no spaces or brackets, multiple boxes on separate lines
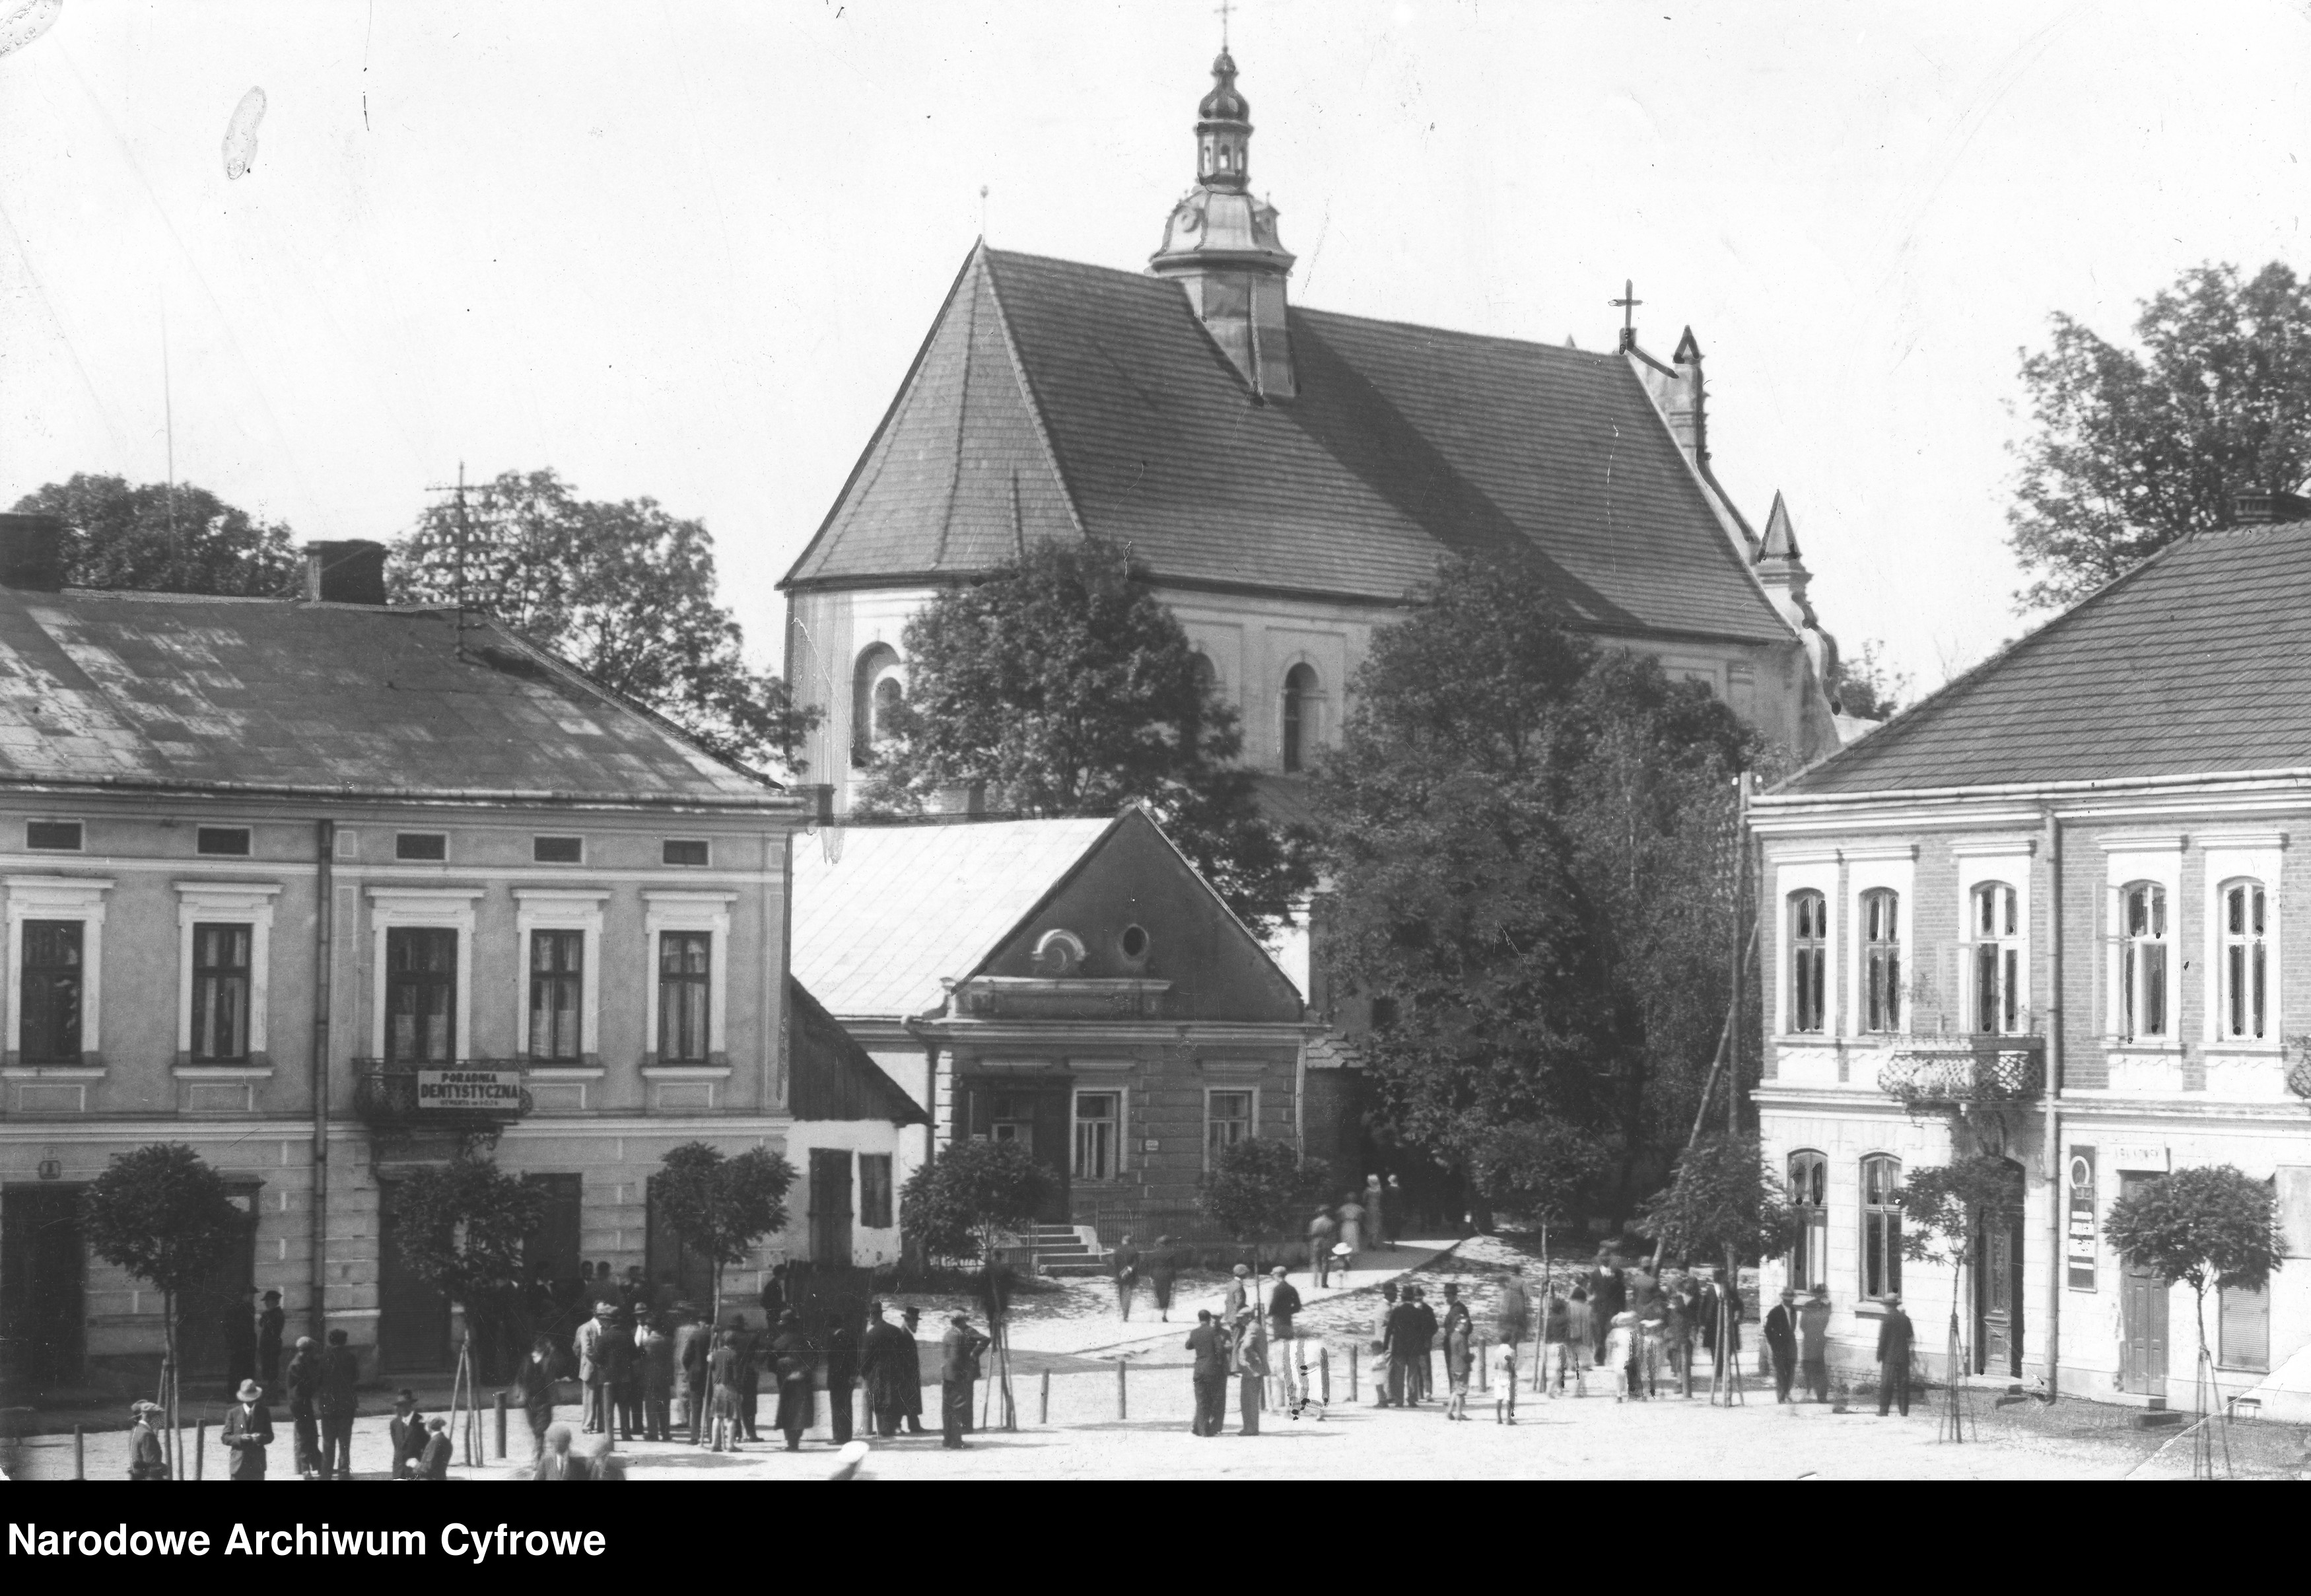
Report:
4,1,2311,694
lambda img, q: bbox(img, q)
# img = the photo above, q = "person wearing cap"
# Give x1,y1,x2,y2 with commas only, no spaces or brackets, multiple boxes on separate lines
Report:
1235,1311,1268,1436
415,1415,452,1480
1875,1292,1915,1416
389,1389,427,1478
1185,1309,1229,1437
939,1312,989,1450
283,1334,322,1479
256,1289,285,1392
1223,1261,1253,1334
127,1399,168,1480
1266,1265,1302,1410
223,1377,274,1481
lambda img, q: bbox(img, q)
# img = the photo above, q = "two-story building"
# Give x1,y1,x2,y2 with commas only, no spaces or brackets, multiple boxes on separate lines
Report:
0,515,841,1396
1752,498,2311,1416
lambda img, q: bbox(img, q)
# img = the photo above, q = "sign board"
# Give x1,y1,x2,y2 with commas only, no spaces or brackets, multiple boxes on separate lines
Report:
2066,1144,2096,1292
416,1068,524,1111
2108,1142,2168,1172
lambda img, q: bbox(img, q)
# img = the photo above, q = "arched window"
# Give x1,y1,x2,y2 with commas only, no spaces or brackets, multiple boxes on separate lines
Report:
2121,881,2168,1040
1190,652,1217,696
851,644,900,767
1789,890,1827,1033
1281,663,1318,774
1972,882,2019,1034
1861,1154,1902,1300
1789,1150,1828,1293
2220,878,2267,1041
1861,887,1900,1033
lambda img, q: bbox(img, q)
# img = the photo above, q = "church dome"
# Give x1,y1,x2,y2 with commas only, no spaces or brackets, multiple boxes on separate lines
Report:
1198,50,1250,123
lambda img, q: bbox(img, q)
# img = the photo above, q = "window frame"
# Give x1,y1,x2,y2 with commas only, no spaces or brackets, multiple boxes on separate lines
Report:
2101,838,2180,1047
1772,856,1840,1037
189,921,255,1063
195,826,252,857
1204,1086,1256,1168
1072,1086,1125,1184
1859,1152,1903,1301
18,918,85,1064
2217,878,2268,1042
2202,839,2284,1051
174,882,277,1066
1788,1149,1828,1293
532,835,584,864
2118,880,2170,1042
3,876,110,1066
365,887,481,1063
24,820,82,852
851,643,902,767
642,890,734,1068
1970,881,2023,1035
656,929,713,1062
394,832,448,862
1280,662,1319,774
383,924,460,1064
527,927,585,1062
1859,887,1902,1034
2218,1281,2270,1372
662,839,710,868
859,1153,895,1231
1788,889,1828,1035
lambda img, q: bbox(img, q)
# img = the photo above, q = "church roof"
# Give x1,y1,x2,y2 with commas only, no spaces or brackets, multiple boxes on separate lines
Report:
1781,518,2311,795
782,246,1794,647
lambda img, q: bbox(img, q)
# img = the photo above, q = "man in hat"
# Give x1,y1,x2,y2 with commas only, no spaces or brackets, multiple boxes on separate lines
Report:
513,1333,559,1461
824,1311,862,1445
256,1289,285,1393
639,1312,675,1441
1799,1285,1834,1403
896,1304,929,1434
1224,1261,1253,1329
861,1301,911,1438
672,1305,708,1444
1764,1288,1801,1403
127,1399,168,1479
319,1328,361,1479
725,1311,761,1441
1266,1265,1302,1410
415,1415,452,1480
283,1334,322,1479
389,1389,427,1478
940,1312,989,1450
1308,1205,1338,1287
771,1309,815,1451
575,1300,611,1435
1876,1292,1915,1416
1185,1309,1229,1436
222,1377,273,1481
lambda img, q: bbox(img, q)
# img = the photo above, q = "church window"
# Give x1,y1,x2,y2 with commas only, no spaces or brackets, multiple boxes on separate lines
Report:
1788,1150,1828,1293
1972,882,2021,1035
852,644,901,767
1861,888,1900,1033
1788,890,1826,1034
1860,1154,1902,1300
1282,663,1317,773
2120,881,2168,1041
2219,879,2268,1040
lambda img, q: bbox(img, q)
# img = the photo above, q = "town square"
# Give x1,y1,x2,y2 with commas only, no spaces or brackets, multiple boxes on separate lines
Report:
1,1,2310,1495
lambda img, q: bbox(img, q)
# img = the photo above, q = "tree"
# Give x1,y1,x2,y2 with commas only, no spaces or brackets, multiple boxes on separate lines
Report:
390,468,817,773
80,1144,248,1471
898,1138,1055,1268
651,1142,797,1323
1828,639,1912,722
2104,1163,2283,1387
1313,555,1757,1219
1198,1140,1333,1248
13,473,296,594
1896,1154,2024,1371
1464,1120,1609,1230
385,1155,547,1371
1637,1133,1799,1270
857,539,1314,933
2007,261,2311,609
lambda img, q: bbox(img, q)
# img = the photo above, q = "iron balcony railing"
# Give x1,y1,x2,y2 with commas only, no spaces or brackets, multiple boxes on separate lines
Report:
1877,1035,2046,1109
352,1059,534,1128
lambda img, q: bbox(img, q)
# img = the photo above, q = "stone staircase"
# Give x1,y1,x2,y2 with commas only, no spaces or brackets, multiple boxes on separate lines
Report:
1028,1223,1108,1277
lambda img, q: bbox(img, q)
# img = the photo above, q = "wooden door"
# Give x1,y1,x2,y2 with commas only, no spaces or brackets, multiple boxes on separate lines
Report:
1973,1161,2025,1378
809,1148,854,1265
2118,1172,2169,1399
1,1185,85,1393
376,1179,451,1373
177,1187,258,1395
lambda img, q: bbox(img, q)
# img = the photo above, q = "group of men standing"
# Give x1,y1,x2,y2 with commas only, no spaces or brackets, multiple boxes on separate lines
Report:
1183,1263,1304,1436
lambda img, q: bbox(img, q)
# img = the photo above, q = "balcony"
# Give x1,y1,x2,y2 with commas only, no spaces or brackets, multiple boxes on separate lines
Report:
352,1060,533,1132
1877,1036,2046,1110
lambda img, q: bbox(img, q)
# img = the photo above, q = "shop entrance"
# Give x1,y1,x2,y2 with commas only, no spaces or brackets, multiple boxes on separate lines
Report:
1,1185,85,1394
176,1186,259,1400
809,1149,854,1265
963,1080,1070,1223
376,1178,451,1373
1974,1159,2026,1378
2118,1171,2170,1400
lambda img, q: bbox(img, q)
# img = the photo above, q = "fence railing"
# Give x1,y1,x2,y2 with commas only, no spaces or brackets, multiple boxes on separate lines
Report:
1877,1037,2046,1109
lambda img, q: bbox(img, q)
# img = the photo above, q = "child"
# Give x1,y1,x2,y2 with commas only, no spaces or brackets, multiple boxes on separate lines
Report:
1443,1306,1473,1421
1565,1287,1593,1391
1493,1342,1519,1424
1605,1309,1639,1403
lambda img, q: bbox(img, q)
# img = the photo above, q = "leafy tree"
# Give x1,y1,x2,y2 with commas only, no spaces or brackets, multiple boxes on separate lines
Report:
857,539,1314,933
1313,555,1756,1218
1637,1133,1799,1270
2008,261,2311,609
898,1139,1055,1268
1896,1155,2024,1366
13,473,296,594
386,1154,546,1368
1464,1119,1609,1230
652,1142,797,1323
1828,639,1912,721
390,468,817,773
1198,1139,1332,1245
2104,1163,2284,1381
81,1144,248,1459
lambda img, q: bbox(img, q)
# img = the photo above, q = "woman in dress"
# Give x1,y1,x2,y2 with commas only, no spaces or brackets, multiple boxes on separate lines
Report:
1148,1235,1180,1323
1443,1303,1475,1420
1335,1193,1366,1272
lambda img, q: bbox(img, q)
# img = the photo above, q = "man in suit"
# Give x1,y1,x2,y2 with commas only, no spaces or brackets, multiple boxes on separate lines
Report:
897,1304,929,1434
388,1389,427,1478
940,1312,990,1450
318,1329,360,1479
1383,1287,1423,1408
1185,1309,1229,1436
1765,1288,1801,1403
1110,1233,1141,1320
1876,1292,1915,1416
1307,1207,1337,1287
513,1334,559,1460
1587,1249,1627,1366
255,1290,285,1393
222,1377,274,1481
1799,1286,1834,1403
1266,1266,1303,1410
574,1301,609,1435
860,1301,913,1438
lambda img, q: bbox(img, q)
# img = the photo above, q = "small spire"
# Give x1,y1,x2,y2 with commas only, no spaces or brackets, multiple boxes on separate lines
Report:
1674,326,1702,364
1758,491,1801,562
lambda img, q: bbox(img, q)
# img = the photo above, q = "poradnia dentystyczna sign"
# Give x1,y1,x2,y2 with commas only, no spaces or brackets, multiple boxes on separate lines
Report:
416,1068,524,1109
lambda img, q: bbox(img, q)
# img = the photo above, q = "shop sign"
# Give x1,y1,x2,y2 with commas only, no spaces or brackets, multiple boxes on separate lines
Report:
2066,1144,2097,1292
416,1068,524,1110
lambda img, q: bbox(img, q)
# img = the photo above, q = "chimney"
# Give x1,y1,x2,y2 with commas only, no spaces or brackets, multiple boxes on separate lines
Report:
2231,491,2311,525
302,539,388,605
0,513,69,592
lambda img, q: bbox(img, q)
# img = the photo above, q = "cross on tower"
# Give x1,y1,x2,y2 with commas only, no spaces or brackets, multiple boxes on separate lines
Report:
1610,279,1643,350
1216,0,1232,47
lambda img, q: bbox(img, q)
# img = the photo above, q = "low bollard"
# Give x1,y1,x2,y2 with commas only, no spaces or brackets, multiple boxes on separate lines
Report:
73,1423,84,1480
1319,1344,1330,1403
495,1391,508,1459
1039,1370,1050,1425
1478,1341,1488,1393
1117,1362,1127,1420
1349,1344,1359,1402
195,1418,205,1480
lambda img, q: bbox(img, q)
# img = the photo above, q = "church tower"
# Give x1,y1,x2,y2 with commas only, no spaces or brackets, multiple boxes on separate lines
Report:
1150,48,1297,399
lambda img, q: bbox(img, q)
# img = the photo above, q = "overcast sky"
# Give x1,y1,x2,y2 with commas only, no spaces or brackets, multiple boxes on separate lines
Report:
5,1,2310,693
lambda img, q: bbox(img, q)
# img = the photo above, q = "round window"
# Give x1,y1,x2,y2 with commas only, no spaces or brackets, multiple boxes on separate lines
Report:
1119,924,1150,960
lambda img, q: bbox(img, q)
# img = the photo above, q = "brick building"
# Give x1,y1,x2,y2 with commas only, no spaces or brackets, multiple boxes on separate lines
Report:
1752,501,2311,1416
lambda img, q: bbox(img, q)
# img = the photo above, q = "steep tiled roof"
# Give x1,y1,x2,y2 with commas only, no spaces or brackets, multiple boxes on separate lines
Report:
1783,520,2311,794
0,587,776,803
790,815,1115,1018
784,246,1791,646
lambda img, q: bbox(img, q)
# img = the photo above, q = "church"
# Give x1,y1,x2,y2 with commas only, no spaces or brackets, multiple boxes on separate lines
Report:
779,44,1848,813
